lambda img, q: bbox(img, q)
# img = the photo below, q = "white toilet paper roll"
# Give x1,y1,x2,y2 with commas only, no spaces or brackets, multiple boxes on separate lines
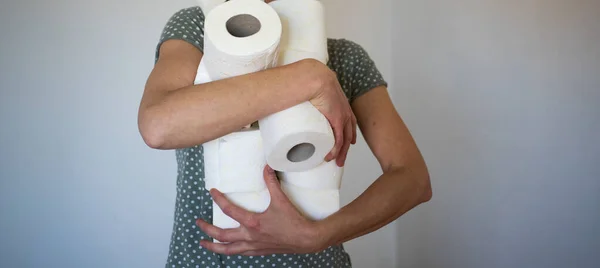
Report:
203,0,282,81
197,0,227,16
268,0,328,64
277,160,343,190
281,181,340,221
257,0,334,172
203,127,268,193
212,188,271,242
259,101,334,172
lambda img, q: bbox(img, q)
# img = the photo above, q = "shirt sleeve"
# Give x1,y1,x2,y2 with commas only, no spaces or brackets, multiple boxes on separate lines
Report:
154,7,206,63
339,40,388,103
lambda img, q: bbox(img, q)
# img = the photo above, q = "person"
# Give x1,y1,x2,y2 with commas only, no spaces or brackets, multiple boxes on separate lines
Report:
138,1,432,267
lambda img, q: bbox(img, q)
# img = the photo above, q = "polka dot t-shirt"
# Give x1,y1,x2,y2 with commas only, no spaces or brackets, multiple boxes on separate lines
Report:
154,6,388,268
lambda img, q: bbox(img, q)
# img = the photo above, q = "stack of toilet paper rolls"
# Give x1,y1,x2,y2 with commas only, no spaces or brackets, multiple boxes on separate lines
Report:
196,0,343,241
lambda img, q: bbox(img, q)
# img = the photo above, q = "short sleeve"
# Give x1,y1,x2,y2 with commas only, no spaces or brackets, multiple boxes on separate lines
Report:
345,41,388,102
154,7,205,63
327,39,388,102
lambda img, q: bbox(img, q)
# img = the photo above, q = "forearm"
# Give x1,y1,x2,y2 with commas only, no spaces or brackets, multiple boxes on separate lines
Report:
139,59,321,149
317,166,431,246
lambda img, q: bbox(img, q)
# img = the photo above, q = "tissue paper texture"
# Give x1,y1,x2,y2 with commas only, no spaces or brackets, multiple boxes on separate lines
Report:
204,128,268,193
277,160,343,190
203,0,282,81
197,0,227,16
281,181,340,221
268,0,328,65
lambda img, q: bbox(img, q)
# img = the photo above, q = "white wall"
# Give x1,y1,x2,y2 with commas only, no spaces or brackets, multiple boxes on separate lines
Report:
392,0,600,267
0,0,394,267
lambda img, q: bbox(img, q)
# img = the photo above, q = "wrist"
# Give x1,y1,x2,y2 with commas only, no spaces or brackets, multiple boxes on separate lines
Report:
306,218,338,252
293,58,327,101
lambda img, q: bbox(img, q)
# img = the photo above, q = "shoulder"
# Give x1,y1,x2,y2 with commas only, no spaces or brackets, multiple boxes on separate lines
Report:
167,6,205,23
326,38,370,63
326,38,388,102
155,7,206,62
160,6,205,37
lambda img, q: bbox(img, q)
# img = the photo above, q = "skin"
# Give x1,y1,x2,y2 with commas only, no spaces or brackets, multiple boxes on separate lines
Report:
138,0,432,256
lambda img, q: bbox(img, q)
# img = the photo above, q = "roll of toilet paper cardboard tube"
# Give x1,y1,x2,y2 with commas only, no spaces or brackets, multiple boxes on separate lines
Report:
202,0,282,81
203,127,268,193
277,160,343,190
212,188,271,242
280,181,340,221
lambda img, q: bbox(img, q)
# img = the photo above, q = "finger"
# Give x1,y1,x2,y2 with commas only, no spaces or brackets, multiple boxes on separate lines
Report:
200,240,262,256
326,120,344,161
241,248,297,256
210,188,255,223
196,219,246,243
351,113,357,145
336,118,353,167
263,165,286,200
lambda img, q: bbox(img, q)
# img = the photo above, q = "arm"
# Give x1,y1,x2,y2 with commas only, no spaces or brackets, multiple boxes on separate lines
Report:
195,85,431,255
139,40,323,149
316,85,432,245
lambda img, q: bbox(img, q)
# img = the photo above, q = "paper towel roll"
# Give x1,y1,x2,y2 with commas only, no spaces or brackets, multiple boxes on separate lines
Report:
197,0,227,16
203,127,268,193
268,0,328,65
277,160,343,190
212,188,271,240
281,181,340,221
202,0,282,81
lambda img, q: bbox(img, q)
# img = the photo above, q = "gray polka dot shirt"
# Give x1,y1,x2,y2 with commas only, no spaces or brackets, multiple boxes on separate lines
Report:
154,6,387,268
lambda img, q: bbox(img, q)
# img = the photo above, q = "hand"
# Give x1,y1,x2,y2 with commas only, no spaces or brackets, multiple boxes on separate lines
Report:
196,165,331,256
303,59,357,167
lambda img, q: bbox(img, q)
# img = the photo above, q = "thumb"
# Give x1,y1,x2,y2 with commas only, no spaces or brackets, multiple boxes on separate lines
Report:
263,165,285,199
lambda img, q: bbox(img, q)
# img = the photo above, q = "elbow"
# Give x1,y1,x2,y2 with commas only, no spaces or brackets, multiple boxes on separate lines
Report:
138,108,168,150
418,170,433,203
420,178,433,203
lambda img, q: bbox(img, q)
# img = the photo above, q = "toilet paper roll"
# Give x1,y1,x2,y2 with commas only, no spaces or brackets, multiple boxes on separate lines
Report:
212,188,271,241
259,101,334,172
277,160,343,190
280,181,340,221
268,0,328,64
197,0,227,16
203,127,268,193
203,0,282,81
257,0,333,172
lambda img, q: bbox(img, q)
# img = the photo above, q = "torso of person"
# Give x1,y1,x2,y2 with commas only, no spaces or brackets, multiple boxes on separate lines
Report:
154,6,387,268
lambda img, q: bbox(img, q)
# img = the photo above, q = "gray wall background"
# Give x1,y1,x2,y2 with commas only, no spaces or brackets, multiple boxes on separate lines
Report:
392,0,600,267
0,0,395,267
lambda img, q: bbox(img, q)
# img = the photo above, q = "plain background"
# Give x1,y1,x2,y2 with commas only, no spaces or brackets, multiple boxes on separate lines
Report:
392,0,600,267
0,0,598,268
